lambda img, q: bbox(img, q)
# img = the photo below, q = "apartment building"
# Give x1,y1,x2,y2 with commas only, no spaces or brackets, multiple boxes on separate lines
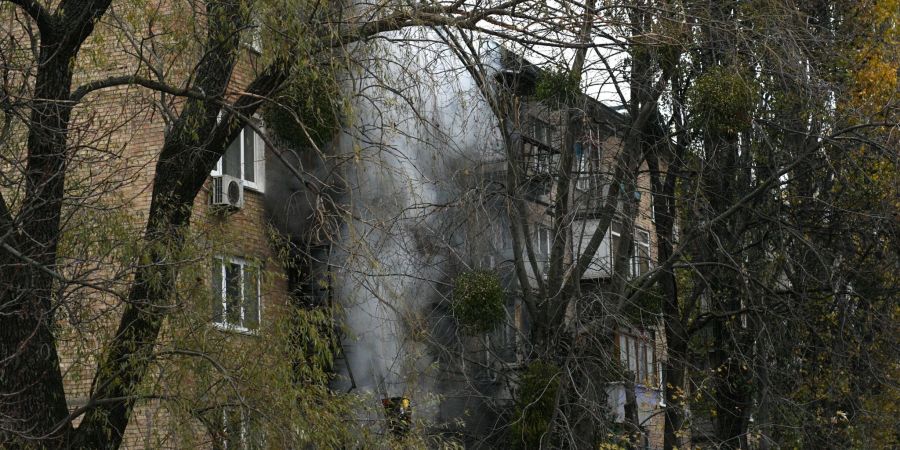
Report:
2,6,666,443
494,51,667,449
326,41,668,448
25,15,300,449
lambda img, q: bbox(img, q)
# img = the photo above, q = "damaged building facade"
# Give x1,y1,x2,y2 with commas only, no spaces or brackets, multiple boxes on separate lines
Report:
299,37,670,447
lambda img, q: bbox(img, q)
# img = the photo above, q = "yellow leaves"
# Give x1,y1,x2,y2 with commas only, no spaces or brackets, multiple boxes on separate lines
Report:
840,1,900,119
850,56,899,112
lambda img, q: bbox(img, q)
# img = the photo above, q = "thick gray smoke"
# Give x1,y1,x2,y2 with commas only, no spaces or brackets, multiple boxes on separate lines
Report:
329,34,505,423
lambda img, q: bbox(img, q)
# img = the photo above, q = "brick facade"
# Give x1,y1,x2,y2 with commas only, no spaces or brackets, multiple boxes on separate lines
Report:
38,11,295,447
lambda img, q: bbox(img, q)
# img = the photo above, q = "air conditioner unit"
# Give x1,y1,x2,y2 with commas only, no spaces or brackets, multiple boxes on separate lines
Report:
211,174,244,210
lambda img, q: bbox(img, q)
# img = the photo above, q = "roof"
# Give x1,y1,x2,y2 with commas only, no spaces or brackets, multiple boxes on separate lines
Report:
492,45,629,127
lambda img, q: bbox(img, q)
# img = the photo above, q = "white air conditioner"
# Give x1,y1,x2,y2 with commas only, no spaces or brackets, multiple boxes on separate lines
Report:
211,174,244,210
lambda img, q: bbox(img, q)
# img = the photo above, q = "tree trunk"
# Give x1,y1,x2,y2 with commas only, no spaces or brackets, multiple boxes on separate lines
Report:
0,6,110,442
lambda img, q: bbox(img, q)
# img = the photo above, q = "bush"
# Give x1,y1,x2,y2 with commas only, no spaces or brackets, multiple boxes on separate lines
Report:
509,360,561,449
688,66,756,139
535,68,580,104
451,270,505,333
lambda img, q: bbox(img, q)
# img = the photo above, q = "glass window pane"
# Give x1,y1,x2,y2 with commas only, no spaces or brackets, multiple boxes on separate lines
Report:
243,126,255,183
638,230,650,244
225,262,241,325
212,260,223,323
639,248,650,275
629,338,637,376
244,266,259,330
223,134,241,178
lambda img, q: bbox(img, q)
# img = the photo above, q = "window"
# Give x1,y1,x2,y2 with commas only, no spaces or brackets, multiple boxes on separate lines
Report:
576,149,590,191
530,118,553,145
575,139,603,192
479,297,523,380
524,141,552,175
212,122,265,192
632,228,651,276
477,254,496,270
610,220,623,267
536,227,552,268
610,222,652,277
218,407,264,450
212,257,261,332
617,331,658,386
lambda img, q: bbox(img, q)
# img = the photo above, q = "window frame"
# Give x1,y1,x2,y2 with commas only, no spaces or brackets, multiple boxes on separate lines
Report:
632,228,651,277
530,117,552,146
536,227,552,269
478,296,524,380
610,222,652,277
218,406,264,450
576,127,602,191
212,256,262,334
575,145,591,191
211,121,266,193
616,330,659,387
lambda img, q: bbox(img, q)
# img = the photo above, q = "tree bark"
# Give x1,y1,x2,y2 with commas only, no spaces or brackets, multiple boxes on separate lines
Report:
0,0,112,444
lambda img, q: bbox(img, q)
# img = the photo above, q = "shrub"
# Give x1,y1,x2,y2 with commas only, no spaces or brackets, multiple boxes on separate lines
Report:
688,66,756,139
509,360,561,449
535,68,580,104
451,270,505,333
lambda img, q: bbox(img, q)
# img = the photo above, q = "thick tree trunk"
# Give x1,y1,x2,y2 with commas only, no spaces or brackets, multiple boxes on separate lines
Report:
647,123,688,450
0,5,110,442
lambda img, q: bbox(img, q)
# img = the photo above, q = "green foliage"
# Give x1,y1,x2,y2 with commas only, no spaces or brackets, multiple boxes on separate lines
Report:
451,270,505,333
263,65,341,148
535,68,580,104
509,360,561,449
688,66,757,139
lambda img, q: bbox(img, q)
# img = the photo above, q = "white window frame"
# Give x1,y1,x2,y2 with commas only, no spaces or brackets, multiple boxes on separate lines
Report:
576,147,590,191
479,297,523,379
577,127,603,191
478,254,496,270
610,223,652,277
531,117,551,145
632,228,651,277
617,331,658,387
219,407,263,450
211,120,266,193
610,221,622,273
212,256,262,333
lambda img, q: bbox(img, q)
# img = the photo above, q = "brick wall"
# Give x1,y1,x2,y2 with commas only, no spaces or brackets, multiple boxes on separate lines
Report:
35,8,295,448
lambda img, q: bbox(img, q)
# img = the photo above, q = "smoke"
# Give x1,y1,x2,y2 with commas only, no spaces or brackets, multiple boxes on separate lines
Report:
329,31,505,422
